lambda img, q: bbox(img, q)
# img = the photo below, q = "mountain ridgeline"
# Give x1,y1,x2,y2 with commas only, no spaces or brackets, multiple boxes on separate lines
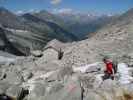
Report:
0,7,78,56
57,12,117,39
0,7,129,56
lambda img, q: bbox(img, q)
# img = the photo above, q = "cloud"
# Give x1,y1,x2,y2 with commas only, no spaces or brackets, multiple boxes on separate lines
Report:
52,8,73,14
58,8,73,13
28,9,39,13
50,0,62,5
16,10,25,15
16,9,39,15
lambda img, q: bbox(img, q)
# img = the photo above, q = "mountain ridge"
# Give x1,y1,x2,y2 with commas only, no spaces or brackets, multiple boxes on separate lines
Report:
0,7,78,55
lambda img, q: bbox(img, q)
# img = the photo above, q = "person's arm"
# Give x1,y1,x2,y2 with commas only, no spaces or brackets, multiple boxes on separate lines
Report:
112,68,115,80
112,68,115,76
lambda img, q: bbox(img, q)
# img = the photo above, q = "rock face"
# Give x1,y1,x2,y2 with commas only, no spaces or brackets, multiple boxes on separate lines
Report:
4,71,24,85
6,85,26,99
0,27,27,56
31,50,43,57
44,39,67,51
45,77,82,100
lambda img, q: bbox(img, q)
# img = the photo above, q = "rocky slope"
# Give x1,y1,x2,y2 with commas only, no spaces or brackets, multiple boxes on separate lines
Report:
61,8,133,67
0,47,133,100
0,7,133,100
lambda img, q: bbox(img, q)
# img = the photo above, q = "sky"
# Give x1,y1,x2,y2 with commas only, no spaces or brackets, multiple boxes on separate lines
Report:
0,0,133,14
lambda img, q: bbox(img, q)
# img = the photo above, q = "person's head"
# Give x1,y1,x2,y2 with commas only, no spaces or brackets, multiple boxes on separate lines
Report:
103,58,107,63
103,56,109,63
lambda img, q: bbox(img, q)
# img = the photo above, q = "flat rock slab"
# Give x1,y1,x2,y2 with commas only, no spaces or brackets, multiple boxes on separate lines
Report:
45,76,82,100
0,81,11,94
27,83,47,100
4,71,24,85
31,50,43,57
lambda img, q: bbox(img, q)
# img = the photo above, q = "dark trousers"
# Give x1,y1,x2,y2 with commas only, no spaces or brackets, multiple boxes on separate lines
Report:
102,71,114,81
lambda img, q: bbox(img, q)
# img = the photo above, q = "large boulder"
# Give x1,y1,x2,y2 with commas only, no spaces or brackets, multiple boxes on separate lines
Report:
84,80,133,100
36,48,62,71
46,66,73,82
27,83,46,100
84,90,104,100
0,81,11,94
45,76,82,100
22,71,33,82
57,67,73,81
4,70,24,85
39,48,58,63
6,85,29,100
47,82,64,94
38,60,62,71
44,39,66,51
78,73,98,90
31,50,43,57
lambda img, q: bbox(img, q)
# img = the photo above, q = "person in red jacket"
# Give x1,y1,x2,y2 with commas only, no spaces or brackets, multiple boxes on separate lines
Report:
102,58,115,80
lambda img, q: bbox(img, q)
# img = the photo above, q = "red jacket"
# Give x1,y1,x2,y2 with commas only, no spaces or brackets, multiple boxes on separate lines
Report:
105,61,113,74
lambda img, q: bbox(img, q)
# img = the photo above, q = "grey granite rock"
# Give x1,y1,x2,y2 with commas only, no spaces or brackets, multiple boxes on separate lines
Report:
4,71,24,85
6,85,28,100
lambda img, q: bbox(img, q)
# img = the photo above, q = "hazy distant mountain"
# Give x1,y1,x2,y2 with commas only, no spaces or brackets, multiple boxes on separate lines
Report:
0,7,25,30
57,12,115,39
22,12,78,41
29,10,116,40
32,10,66,27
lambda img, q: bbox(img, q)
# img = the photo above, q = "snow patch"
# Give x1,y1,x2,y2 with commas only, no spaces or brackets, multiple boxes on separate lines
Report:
0,56,16,65
118,63,133,84
72,62,100,73
5,28,28,33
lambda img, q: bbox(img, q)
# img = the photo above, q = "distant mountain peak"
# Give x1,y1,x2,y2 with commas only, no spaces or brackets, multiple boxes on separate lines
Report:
123,8,133,16
0,7,12,15
127,8,133,13
0,7,8,11
34,10,53,16
39,10,50,14
0,7,25,30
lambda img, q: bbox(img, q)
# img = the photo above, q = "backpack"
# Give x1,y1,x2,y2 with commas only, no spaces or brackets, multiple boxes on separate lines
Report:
112,60,118,74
